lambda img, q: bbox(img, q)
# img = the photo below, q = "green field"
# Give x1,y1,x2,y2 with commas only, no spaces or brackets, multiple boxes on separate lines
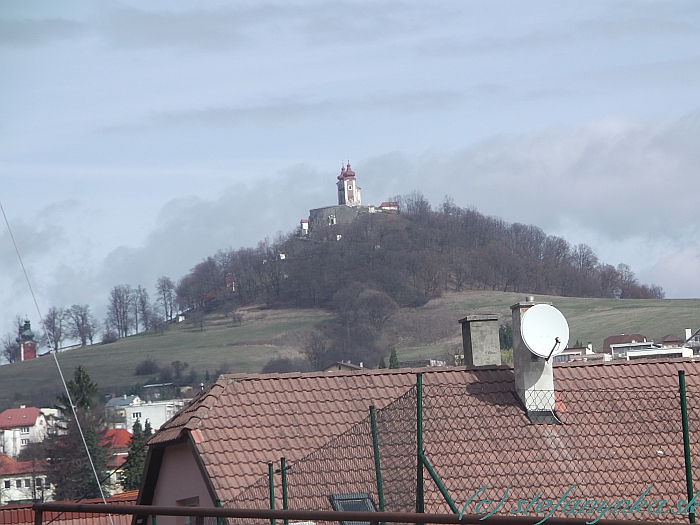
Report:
1,291,698,410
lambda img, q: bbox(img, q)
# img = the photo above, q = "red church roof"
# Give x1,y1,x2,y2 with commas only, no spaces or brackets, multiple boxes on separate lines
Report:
0,407,41,429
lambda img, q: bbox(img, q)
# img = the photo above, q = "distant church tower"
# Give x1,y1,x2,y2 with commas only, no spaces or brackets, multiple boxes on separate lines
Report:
17,319,37,361
337,162,361,207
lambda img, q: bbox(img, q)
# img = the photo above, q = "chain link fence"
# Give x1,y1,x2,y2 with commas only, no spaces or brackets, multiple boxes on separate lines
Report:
221,377,699,524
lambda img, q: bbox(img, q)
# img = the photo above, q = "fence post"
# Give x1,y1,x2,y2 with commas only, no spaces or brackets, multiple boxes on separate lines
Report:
268,462,276,525
370,405,385,512
281,457,289,525
679,370,695,524
416,373,424,516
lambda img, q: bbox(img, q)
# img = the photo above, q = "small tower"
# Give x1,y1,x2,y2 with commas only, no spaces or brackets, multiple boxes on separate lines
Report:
337,162,361,207
17,319,37,361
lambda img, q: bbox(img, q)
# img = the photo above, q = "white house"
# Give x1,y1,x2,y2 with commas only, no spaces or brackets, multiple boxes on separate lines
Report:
0,456,52,505
105,395,184,433
0,407,47,459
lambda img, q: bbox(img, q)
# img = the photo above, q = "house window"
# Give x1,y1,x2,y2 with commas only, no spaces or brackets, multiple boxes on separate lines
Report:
24,478,31,487
328,215,336,226
176,497,203,525
35,478,43,487
16,480,22,488
328,493,376,525
132,412,142,419
3,480,9,489
20,426,30,434
21,439,29,446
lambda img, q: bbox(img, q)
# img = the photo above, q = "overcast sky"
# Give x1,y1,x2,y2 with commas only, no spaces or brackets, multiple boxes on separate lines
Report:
2,1,700,338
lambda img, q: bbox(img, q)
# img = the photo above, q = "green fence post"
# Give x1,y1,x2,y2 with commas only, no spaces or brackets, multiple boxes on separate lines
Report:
370,405,385,512
215,499,222,525
679,370,695,524
416,373,424,516
151,516,156,525
268,462,276,525
420,452,458,514
281,457,289,525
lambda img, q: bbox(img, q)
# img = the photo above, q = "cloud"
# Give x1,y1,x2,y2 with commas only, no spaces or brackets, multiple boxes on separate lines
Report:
102,90,463,131
97,2,420,51
0,18,85,48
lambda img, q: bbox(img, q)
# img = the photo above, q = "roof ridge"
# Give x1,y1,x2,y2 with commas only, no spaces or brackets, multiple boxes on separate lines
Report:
219,364,511,382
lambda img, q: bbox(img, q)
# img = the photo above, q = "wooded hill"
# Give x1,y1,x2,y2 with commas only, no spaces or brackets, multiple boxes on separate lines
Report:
175,193,663,315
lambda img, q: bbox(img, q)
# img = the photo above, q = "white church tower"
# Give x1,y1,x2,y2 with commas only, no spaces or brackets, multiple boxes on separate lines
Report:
337,162,361,206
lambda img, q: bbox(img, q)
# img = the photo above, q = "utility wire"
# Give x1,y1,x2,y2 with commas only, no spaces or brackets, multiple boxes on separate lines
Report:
1,200,113,524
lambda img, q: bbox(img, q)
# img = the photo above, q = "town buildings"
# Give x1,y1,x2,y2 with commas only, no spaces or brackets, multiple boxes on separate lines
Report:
0,408,47,460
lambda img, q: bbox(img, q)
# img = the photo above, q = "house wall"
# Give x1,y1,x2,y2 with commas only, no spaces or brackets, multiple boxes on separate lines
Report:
0,471,51,505
125,401,182,433
0,415,47,458
151,442,215,525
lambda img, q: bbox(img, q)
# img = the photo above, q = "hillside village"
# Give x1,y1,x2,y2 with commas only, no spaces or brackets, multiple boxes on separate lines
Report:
2,167,700,524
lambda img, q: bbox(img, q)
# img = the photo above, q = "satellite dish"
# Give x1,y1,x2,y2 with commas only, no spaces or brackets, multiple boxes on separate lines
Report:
520,304,569,360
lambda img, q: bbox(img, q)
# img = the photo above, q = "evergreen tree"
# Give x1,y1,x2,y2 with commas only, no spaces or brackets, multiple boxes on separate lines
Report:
378,357,387,369
121,419,152,491
47,366,110,500
389,348,399,369
57,365,99,414
46,412,110,500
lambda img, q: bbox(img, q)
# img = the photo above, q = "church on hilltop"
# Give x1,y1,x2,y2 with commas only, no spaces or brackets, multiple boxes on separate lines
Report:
301,162,398,236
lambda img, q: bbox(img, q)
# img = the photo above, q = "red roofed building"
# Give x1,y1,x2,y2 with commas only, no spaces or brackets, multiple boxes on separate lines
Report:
101,429,132,493
0,408,47,459
0,457,51,505
134,356,700,525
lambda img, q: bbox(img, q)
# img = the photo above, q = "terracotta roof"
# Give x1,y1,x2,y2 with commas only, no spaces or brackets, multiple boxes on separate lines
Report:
147,359,700,516
0,408,40,429
0,460,47,476
102,429,132,449
0,491,137,525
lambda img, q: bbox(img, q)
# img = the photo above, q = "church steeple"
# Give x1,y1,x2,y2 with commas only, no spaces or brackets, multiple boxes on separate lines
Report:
337,161,361,206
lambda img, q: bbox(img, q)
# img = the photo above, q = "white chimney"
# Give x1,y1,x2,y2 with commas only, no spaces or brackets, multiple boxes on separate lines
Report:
686,328,692,341
511,297,557,423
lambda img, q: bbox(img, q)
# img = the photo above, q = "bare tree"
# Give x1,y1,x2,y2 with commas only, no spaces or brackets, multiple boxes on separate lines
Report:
107,285,133,338
156,276,176,321
67,304,98,346
1,332,20,363
43,307,66,351
357,290,398,331
133,285,151,333
302,330,329,370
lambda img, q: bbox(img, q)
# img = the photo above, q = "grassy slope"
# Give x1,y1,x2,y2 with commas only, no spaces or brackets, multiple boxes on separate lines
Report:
1,291,698,409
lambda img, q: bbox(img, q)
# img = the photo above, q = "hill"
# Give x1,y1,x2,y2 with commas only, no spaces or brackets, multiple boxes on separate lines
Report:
1,290,698,411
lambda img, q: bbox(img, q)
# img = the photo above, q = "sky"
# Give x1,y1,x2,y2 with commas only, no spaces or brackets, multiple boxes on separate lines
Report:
1,1,700,338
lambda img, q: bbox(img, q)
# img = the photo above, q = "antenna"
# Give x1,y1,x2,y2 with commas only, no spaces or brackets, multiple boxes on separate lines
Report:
520,304,569,360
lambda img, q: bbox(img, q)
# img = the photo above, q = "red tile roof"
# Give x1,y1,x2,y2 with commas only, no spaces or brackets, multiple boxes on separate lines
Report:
0,408,40,429
0,460,47,476
147,359,700,519
102,429,132,449
0,491,138,525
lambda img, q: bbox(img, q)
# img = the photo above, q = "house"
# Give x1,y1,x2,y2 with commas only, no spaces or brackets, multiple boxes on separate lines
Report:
102,428,132,493
0,407,48,459
106,396,184,433
602,333,646,354
322,361,365,372
0,456,51,505
0,490,137,525
134,287,700,525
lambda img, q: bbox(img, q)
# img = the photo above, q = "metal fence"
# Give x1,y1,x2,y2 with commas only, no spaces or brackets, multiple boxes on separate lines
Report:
223,372,699,524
